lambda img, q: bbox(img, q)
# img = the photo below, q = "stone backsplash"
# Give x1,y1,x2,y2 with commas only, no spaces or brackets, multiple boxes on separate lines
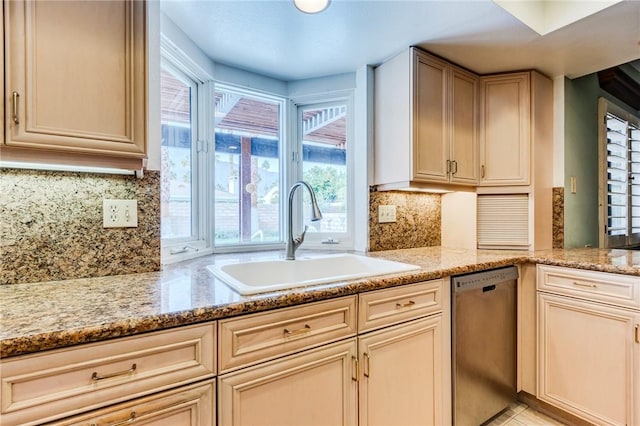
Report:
0,169,161,285
553,187,564,249
369,190,441,251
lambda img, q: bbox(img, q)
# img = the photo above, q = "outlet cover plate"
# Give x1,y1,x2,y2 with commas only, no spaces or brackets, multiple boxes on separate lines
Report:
378,205,397,223
103,199,138,228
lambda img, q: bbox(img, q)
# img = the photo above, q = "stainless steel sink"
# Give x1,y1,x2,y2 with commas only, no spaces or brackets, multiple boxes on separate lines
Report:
207,253,420,295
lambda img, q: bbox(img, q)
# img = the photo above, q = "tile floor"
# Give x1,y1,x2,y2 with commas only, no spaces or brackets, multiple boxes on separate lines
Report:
487,403,566,426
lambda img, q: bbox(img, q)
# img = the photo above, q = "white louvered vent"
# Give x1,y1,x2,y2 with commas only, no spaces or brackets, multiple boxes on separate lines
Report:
477,194,530,249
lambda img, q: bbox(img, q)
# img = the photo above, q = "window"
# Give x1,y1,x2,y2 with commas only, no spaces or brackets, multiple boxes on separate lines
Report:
160,46,214,261
160,65,198,241
296,100,352,246
599,97,640,248
213,86,284,247
160,43,355,262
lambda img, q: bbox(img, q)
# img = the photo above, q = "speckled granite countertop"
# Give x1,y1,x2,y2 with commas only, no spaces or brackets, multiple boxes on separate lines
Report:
1,247,639,358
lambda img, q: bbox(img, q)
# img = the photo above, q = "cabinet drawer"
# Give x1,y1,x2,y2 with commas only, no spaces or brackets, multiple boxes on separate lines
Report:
0,323,215,426
48,380,215,426
218,296,357,373
537,265,640,309
358,280,444,333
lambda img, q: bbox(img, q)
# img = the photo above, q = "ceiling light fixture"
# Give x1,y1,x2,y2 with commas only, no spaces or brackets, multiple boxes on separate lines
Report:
294,0,330,14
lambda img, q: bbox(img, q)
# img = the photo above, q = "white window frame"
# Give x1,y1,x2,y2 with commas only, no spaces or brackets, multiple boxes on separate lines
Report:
160,38,215,264
291,92,355,250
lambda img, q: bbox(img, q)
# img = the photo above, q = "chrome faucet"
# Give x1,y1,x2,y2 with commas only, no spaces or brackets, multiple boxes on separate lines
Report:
286,181,323,260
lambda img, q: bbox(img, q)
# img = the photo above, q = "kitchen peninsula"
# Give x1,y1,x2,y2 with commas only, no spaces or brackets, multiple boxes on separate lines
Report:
1,246,639,426
3,246,638,358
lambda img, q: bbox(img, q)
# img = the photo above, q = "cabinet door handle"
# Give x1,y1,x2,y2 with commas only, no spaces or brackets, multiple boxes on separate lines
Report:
283,324,311,337
446,160,451,174
635,324,639,344
452,160,458,175
572,281,597,289
12,91,19,124
481,165,485,178
91,364,137,382
396,300,416,309
351,356,359,382
363,352,370,378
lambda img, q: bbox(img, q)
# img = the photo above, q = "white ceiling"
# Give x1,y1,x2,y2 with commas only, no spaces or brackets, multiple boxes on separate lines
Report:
160,0,640,82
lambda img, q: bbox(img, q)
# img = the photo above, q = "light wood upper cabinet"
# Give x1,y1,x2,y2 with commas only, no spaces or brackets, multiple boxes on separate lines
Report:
374,47,478,190
479,73,530,185
413,53,448,183
1,5,4,146
479,71,552,187
2,0,147,170
449,67,479,184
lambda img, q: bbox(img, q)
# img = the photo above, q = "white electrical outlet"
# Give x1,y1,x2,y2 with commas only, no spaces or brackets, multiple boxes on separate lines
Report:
103,199,138,228
378,205,397,223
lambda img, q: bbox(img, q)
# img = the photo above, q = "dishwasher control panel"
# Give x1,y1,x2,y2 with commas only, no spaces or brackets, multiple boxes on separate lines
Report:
452,266,518,293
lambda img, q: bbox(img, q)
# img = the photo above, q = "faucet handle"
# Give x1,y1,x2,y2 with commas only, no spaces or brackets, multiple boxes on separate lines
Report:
294,225,309,246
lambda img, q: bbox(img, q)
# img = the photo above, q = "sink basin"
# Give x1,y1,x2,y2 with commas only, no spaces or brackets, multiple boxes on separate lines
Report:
207,253,421,295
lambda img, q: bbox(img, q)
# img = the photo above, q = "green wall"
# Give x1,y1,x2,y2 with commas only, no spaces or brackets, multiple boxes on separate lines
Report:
563,74,599,248
563,64,640,248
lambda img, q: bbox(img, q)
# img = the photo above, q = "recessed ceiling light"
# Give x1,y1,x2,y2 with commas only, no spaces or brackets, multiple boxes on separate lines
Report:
294,0,330,14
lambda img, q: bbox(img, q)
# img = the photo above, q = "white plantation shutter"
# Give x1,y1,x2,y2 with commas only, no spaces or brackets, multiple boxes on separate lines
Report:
477,194,529,249
599,97,640,248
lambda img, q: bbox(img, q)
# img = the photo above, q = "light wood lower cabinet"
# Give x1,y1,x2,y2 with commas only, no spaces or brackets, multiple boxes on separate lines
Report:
50,380,215,426
217,339,358,426
537,292,640,426
0,323,216,426
358,315,444,426
1,281,452,426
217,279,450,426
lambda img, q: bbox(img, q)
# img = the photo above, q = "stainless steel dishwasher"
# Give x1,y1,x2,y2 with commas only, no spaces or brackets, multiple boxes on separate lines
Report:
452,266,518,426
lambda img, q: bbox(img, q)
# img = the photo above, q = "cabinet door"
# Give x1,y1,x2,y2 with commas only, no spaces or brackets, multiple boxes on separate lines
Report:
1,5,4,146
413,52,448,183
538,293,639,426
449,66,478,185
480,73,530,186
358,315,444,426
4,0,146,160
218,339,358,426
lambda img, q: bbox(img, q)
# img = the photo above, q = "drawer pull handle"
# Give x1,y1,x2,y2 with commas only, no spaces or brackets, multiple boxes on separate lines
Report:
284,324,311,337
363,352,371,378
93,411,136,426
12,91,19,124
635,324,639,344
92,364,137,382
396,300,416,309
572,281,597,289
351,356,359,382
